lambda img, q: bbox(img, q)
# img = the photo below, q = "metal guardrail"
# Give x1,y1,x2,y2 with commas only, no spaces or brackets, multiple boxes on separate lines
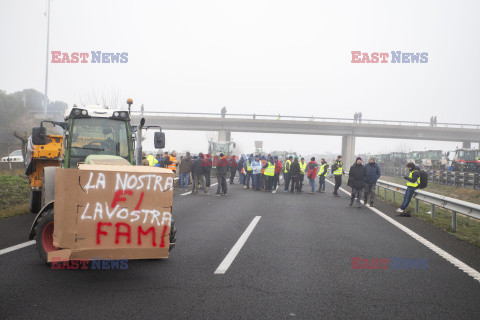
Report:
130,111,480,130
375,179,480,231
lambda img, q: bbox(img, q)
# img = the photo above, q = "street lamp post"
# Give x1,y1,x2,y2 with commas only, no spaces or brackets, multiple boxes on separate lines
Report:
44,0,51,116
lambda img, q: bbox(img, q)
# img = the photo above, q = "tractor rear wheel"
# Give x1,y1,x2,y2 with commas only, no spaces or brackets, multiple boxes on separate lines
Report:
34,209,57,264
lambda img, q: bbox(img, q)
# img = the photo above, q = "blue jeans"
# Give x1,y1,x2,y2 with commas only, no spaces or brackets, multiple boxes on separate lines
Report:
309,178,315,192
253,174,261,189
401,187,417,210
180,172,190,189
318,176,326,191
245,171,253,187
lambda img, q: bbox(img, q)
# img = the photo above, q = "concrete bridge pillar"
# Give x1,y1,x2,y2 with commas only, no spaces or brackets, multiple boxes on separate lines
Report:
342,135,356,171
462,141,471,149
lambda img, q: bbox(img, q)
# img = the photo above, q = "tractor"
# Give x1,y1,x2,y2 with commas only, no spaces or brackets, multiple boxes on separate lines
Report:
26,104,175,263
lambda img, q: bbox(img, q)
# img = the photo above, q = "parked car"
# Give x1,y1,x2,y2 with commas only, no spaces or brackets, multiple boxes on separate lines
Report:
0,150,24,163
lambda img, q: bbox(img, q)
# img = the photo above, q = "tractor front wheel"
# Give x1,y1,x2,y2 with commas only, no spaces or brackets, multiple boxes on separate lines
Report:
34,209,57,264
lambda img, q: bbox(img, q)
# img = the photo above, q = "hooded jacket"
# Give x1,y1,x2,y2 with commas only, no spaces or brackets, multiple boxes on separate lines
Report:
348,163,366,189
364,162,381,184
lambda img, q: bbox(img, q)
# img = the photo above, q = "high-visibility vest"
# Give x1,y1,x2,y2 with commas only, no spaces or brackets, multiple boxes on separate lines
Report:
406,170,420,188
264,162,275,176
147,155,157,166
299,162,307,174
246,159,252,171
333,161,343,175
284,160,291,173
318,164,327,176
167,155,177,171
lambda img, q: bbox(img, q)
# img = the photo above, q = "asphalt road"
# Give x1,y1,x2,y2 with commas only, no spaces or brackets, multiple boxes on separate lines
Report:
1,178,480,319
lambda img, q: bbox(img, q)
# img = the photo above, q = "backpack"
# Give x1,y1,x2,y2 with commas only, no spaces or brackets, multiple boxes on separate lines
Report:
418,170,428,189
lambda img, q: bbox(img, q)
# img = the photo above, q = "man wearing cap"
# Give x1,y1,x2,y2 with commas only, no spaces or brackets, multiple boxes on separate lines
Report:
348,157,366,208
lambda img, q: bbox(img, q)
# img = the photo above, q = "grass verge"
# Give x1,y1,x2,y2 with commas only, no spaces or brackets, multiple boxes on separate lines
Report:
0,174,30,218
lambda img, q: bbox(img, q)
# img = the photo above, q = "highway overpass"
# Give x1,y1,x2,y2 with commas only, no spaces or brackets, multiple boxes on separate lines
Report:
132,111,480,168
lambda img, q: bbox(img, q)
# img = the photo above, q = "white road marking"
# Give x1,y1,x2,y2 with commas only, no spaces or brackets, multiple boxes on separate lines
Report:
0,240,36,256
214,216,261,274
180,183,218,196
325,179,480,283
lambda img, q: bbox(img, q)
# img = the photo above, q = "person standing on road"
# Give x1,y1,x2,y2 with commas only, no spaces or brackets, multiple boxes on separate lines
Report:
290,157,301,193
251,155,263,191
192,153,207,195
179,152,193,191
215,153,229,196
229,155,238,184
348,157,366,208
221,106,227,118
203,154,212,193
317,158,328,193
306,157,319,194
283,156,293,192
166,151,178,174
263,157,276,192
237,155,245,185
273,156,282,191
358,112,363,123
299,157,307,192
364,157,381,207
354,112,358,123
244,154,254,189
396,162,421,216
332,155,344,197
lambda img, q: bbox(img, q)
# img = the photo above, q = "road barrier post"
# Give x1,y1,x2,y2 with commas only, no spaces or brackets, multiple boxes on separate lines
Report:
431,203,436,222
415,199,419,214
452,211,457,232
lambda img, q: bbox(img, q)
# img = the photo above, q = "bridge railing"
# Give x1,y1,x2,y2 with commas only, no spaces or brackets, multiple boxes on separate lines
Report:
130,111,480,130
374,179,480,231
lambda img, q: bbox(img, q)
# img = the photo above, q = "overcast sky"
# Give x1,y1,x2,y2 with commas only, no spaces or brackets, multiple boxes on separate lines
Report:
1,0,479,155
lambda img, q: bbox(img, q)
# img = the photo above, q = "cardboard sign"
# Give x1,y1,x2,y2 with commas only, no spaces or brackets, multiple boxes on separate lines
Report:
49,165,174,262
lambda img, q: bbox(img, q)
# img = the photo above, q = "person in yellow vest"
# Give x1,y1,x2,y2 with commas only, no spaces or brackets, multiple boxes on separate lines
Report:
299,157,307,192
283,156,293,192
262,157,276,192
146,154,158,166
396,162,421,217
166,150,178,173
244,154,254,189
317,158,329,193
332,155,344,197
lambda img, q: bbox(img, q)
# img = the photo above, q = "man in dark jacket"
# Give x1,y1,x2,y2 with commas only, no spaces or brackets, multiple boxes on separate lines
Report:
289,157,301,193
215,153,229,196
203,154,213,192
229,156,238,184
191,153,207,195
348,157,366,208
179,152,193,191
397,162,421,217
363,157,381,206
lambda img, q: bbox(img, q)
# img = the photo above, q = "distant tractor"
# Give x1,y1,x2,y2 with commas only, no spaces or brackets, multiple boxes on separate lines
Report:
451,148,480,172
408,151,425,167
423,150,448,170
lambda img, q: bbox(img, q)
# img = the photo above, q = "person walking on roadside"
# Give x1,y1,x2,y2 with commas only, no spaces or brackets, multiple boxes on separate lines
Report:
244,154,254,189
317,158,329,193
290,157,301,193
306,157,319,194
348,157,366,208
251,155,263,191
203,154,212,193
299,157,307,192
396,162,421,216
283,156,293,192
192,153,208,195
179,152,193,191
215,153,229,196
364,157,381,207
229,155,238,184
273,156,282,191
332,155,344,197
